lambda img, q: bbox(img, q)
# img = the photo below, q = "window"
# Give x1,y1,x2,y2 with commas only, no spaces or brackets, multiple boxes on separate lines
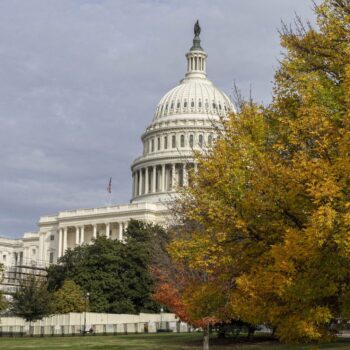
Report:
177,101,180,109
198,100,202,108
50,234,54,241
2,255,6,262
172,135,176,148
184,100,187,108
213,102,217,109
32,249,36,255
49,252,54,264
180,135,185,147
151,139,154,152
189,134,194,148
171,102,174,109
191,100,194,107
208,134,213,146
198,134,203,147
164,136,168,149
157,137,161,150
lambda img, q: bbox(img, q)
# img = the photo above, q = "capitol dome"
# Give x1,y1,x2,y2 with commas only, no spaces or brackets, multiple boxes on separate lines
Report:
131,21,234,204
153,76,232,121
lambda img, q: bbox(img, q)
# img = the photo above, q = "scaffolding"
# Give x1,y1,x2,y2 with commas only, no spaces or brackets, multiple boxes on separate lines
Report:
0,258,48,295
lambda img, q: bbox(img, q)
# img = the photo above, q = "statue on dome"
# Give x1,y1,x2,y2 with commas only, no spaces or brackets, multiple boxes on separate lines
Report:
194,20,201,37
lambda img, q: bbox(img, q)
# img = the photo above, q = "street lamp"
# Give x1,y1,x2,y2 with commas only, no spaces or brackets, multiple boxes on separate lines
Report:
160,307,164,330
83,292,90,335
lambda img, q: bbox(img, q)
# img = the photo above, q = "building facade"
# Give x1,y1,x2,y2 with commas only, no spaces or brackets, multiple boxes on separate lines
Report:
0,23,233,289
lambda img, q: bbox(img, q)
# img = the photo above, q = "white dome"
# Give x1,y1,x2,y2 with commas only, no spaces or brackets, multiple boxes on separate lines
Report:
153,77,233,121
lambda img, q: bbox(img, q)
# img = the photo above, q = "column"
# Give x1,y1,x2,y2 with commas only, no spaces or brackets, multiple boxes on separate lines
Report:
138,169,142,196
63,227,68,254
172,163,176,190
106,223,110,238
38,233,44,262
93,224,97,239
132,173,135,197
80,226,85,244
145,167,149,194
162,164,166,191
152,166,156,193
75,227,80,245
183,163,188,186
118,223,123,241
58,228,63,258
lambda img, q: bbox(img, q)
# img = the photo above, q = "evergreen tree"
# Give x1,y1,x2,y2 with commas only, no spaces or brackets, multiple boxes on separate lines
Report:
47,220,163,314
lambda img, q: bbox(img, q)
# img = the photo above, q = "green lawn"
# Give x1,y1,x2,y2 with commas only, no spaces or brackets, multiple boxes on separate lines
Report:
0,333,349,350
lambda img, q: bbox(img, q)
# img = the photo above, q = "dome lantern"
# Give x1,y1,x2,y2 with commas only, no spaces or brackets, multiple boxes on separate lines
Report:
185,20,207,80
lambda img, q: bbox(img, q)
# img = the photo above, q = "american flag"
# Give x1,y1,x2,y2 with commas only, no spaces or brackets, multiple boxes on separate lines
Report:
107,177,112,194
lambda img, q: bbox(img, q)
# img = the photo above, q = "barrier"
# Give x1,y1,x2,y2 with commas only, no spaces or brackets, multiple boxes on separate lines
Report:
0,312,190,337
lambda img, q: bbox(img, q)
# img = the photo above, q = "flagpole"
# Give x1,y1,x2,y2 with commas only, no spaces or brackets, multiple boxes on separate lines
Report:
107,177,112,207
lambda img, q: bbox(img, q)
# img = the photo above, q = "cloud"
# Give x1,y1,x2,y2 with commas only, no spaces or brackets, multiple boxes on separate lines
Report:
0,0,317,237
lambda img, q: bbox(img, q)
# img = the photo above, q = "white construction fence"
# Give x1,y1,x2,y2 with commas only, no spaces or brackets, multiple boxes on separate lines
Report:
0,312,191,336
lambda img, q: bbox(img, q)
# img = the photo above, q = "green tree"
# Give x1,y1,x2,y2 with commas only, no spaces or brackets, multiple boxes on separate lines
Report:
0,264,8,312
12,275,53,325
47,220,163,314
52,279,88,314
168,0,350,344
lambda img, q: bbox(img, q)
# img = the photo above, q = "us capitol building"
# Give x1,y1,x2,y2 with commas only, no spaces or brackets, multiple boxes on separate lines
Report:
0,23,233,281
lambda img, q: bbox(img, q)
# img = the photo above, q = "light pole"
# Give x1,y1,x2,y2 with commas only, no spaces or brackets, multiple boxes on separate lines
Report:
160,307,164,330
83,292,90,335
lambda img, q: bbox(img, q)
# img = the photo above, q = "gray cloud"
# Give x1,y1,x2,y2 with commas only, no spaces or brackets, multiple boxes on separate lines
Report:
0,0,317,237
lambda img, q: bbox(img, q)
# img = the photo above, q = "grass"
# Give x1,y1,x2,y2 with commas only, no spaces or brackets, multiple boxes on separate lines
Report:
0,333,349,350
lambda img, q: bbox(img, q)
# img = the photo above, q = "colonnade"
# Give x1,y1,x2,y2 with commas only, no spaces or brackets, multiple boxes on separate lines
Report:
58,221,129,258
132,162,197,198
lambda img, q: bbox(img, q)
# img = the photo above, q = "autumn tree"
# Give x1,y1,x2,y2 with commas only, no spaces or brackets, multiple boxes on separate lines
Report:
52,279,88,314
167,0,350,344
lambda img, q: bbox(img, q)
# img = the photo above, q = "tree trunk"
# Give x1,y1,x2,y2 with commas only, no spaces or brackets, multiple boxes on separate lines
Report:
203,325,210,350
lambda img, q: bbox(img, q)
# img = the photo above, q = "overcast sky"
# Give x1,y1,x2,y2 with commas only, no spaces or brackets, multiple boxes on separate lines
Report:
0,0,318,238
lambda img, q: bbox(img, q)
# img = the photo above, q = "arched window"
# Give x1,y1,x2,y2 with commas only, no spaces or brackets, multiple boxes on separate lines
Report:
172,135,176,148
184,100,187,108
151,139,155,152
164,136,168,149
157,137,161,150
180,135,185,147
189,134,194,148
177,101,180,109
212,102,217,109
198,134,203,147
191,100,195,108
198,100,202,108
